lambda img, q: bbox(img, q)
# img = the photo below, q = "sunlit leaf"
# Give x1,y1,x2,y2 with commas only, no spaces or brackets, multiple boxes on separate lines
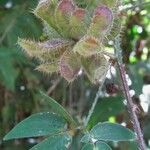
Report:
82,122,135,143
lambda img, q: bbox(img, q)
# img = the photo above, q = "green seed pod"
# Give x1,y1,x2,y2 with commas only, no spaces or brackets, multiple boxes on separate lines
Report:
87,5,113,38
36,62,59,74
18,0,120,84
34,0,58,28
99,0,119,8
18,38,41,57
18,38,73,62
73,36,102,57
69,8,87,40
81,54,109,84
55,0,75,37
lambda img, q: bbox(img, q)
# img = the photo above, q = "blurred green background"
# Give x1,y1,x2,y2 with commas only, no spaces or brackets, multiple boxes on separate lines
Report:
0,0,150,149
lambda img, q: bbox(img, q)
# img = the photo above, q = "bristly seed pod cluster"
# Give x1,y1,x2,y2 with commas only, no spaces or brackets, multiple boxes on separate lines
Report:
18,0,121,84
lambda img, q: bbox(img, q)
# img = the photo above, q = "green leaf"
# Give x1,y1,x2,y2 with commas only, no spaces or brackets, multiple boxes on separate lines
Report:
0,47,26,90
81,142,112,150
30,133,72,150
39,91,77,128
0,5,42,47
3,112,66,140
81,122,135,143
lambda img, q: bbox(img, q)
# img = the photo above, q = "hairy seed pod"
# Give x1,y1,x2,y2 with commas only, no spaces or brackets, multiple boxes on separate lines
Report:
59,50,80,82
87,5,113,38
73,36,102,57
34,0,58,28
69,8,87,39
18,38,73,62
18,0,121,84
36,62,59,74
55,0,75,37
98,0,119,8
81,54,109,84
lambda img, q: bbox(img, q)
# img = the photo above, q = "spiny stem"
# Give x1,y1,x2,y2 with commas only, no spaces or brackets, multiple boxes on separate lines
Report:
115,36,146,150
118,63,146,150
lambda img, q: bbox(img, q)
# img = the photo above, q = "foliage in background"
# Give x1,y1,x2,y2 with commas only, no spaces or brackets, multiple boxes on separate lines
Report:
0,0,150,150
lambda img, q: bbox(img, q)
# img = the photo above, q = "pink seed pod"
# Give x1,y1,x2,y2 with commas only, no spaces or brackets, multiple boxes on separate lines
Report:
57,0,75,15
72,8,86,21
69,8,87,39
88,5,113,38
59,51,80,82
55,0,76,37
94,5,113,24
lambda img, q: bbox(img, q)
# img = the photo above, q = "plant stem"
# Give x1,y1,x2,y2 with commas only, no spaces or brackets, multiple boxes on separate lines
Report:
84,70,108,127
115,37,146,150
118,63,146,150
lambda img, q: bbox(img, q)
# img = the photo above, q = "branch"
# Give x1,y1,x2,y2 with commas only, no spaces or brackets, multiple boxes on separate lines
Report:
115,36,146,150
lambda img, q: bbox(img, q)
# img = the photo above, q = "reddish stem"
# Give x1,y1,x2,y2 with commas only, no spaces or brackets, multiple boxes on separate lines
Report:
118,63,146,150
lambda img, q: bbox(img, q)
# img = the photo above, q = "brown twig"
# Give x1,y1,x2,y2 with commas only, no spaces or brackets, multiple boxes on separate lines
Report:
118,63,146,150
115,36,146,150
